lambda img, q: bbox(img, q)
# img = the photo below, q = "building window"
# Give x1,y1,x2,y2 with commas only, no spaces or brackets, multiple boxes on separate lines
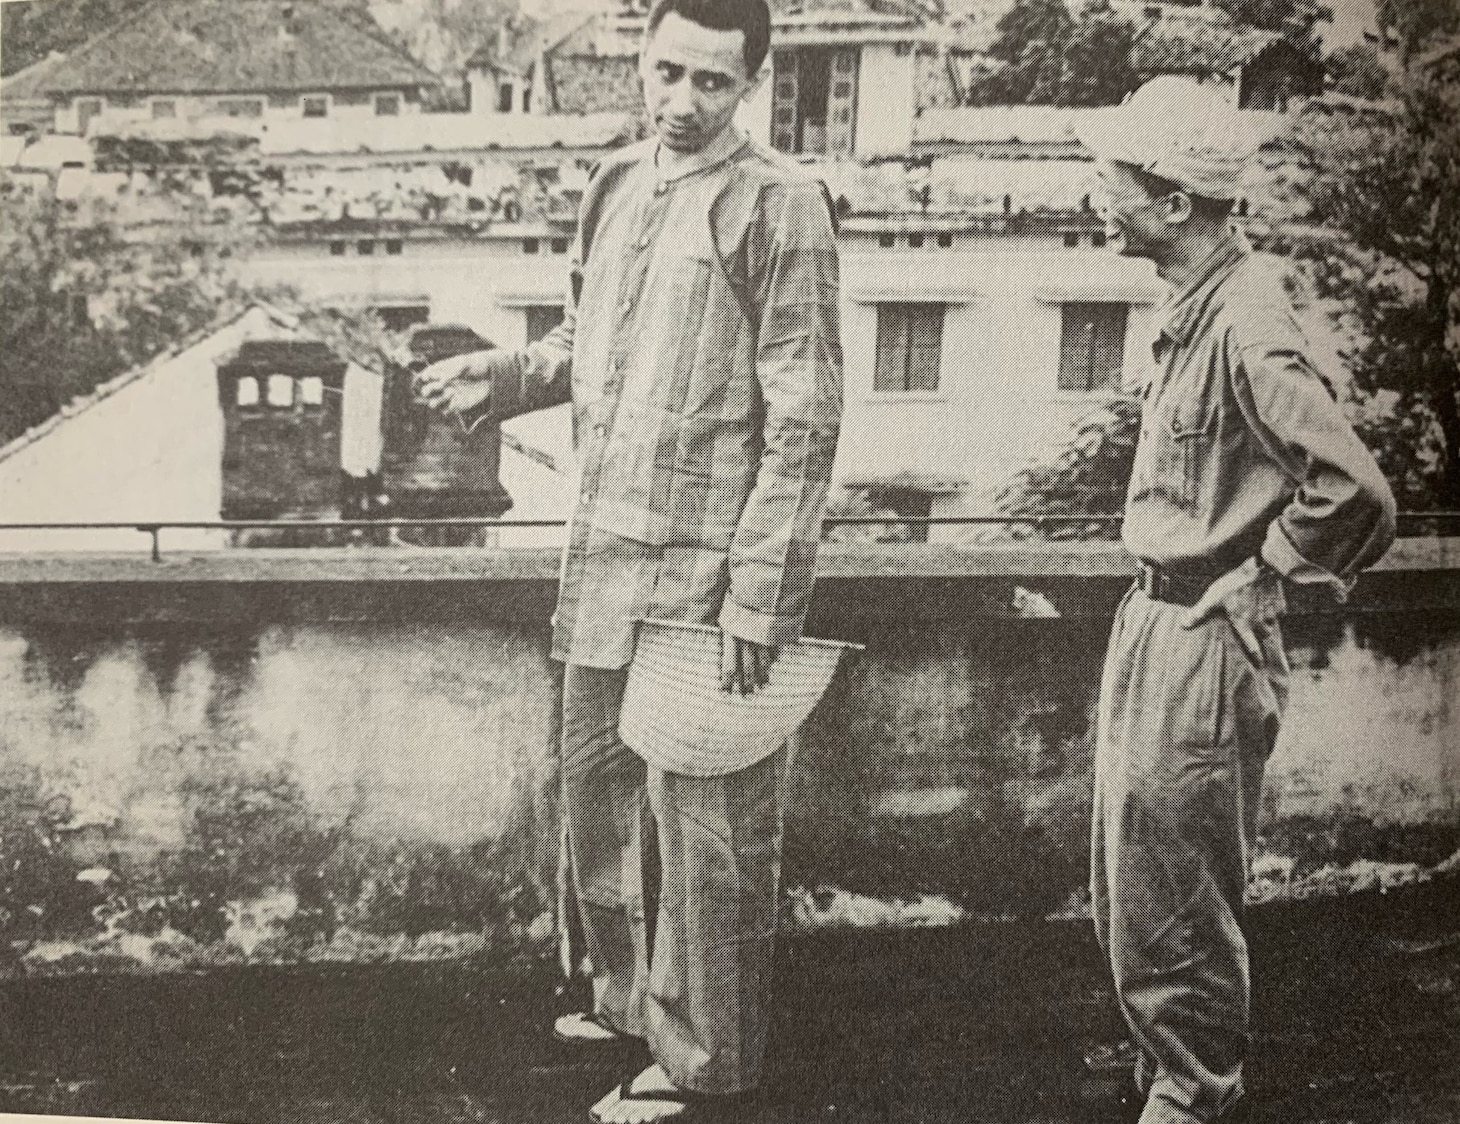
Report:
523,237,539,254
374,93,401,116
357,240,375,256
1063,231,1081,248
299,376,325,406
236,377,260,407
522,87,532,113
214,98,264,118
497,83,515,113
329,240,346,256
937,232,954,248
770,48,858,156
266,374,295,407
550,237,569,255
1091,231,1107,248
1058,303,1128,394
302,95,330,119
385,239,403,255
874,303,944,393
150,99,177,119
525,304,565,344
73,97,105,134
878,233,895,248
907,233,924,249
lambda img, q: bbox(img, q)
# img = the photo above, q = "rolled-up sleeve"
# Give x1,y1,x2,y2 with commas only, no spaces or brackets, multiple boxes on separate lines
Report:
1232,321,1396,582
718,181,844,647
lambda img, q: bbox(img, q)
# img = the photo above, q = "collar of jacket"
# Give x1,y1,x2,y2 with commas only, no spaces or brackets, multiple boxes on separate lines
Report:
1154,229,1250,351
651,127,752,186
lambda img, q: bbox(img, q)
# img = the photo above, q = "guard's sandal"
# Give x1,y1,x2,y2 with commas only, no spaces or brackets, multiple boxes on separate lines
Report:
554,1011,632,1046
589,1067,749,1124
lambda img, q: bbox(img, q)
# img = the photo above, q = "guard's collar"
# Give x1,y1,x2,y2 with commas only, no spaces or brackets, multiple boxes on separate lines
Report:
1155,230,1250,349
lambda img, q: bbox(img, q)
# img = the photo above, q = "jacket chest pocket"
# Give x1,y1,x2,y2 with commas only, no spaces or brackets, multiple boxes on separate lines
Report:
1136,380,1217,513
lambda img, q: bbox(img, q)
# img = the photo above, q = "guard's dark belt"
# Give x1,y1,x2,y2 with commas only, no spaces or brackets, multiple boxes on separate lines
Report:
1135,561,1211,607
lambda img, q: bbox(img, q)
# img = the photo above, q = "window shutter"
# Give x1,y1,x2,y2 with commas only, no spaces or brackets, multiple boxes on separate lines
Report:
826,49,859,157
1090,305,1127,392
874,306,909,392
771,50,800,154
907,304,942,392
1059,303,1128,393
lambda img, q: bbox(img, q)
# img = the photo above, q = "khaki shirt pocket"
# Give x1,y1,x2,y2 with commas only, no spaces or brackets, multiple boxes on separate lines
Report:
1136,382,1218,514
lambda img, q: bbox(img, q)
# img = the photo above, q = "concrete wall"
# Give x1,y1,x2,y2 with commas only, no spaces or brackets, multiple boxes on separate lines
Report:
0,543,1454,971
855,45,916,156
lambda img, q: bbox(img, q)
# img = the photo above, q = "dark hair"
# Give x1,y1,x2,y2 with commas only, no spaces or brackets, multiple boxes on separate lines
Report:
645,0,772,76
1124,163,1236,225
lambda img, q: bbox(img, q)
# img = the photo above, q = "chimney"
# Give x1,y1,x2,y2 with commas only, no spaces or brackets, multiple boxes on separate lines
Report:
216,339,349,547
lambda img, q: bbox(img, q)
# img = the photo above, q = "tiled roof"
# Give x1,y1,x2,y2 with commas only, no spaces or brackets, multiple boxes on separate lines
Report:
466,11,599,74
23,0,439,97
545,55,643,115
0,51,71,102
1131,16,1285,75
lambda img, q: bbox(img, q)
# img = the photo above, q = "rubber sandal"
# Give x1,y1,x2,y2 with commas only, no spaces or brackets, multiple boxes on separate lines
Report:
590,1079,746,1124
554,1010,633,1045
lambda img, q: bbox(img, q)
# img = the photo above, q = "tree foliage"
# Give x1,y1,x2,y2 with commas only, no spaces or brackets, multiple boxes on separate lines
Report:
1290,77,1460,507
1376,0,1460,63
1324,42,1391,99
0,176,401,450
1211,0,1329,44
994,398,1140,539
0,190,251,446
968,0,1138,107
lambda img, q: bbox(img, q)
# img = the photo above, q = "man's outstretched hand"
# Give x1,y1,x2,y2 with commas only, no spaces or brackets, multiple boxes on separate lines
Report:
720,633,779,695
414,352,495,417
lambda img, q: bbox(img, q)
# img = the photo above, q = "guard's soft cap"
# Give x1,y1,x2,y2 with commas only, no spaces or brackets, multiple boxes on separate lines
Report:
1075,77,1260,200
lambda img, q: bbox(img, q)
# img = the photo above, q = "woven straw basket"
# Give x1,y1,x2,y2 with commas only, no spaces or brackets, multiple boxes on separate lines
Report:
619,619,861,778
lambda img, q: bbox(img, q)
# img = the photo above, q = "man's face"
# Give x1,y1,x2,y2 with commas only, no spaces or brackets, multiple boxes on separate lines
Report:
640,11,761,155
1094,160,1173,260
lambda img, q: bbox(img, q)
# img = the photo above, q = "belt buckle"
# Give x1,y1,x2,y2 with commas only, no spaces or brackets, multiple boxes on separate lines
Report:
1138,562,1164,600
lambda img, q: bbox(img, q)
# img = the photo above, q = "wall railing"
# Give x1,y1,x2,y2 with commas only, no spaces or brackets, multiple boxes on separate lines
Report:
1,514,1458,562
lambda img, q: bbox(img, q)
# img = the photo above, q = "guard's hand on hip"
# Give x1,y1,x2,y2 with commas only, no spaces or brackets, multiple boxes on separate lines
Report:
1179,557,1283,665
720,633,778,696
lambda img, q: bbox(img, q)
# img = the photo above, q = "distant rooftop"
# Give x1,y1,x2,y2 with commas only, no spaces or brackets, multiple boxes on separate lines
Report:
20,0,439,98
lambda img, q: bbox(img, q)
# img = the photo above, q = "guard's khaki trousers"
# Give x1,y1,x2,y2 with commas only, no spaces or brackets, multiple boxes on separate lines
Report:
1093,585,1289,1124
561,663,785,1095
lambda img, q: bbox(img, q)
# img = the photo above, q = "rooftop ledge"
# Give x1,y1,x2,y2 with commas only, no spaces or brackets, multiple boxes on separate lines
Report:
0,536,1456,581
0,538,1456,626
